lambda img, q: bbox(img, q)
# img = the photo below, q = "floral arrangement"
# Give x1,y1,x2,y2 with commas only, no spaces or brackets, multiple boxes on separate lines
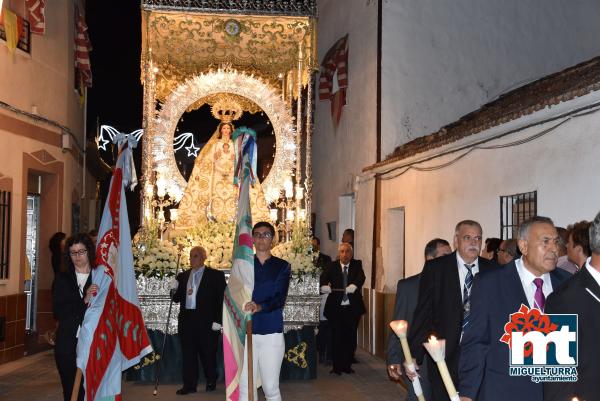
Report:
133,219,318,276
174,220,235,270
272,222,318,276
132,222,180,278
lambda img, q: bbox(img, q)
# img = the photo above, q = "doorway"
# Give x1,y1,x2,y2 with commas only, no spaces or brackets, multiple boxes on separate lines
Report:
25,193,41,332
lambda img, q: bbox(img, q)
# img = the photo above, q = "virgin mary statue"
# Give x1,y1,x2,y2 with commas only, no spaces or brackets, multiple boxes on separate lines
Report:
176,102,271,228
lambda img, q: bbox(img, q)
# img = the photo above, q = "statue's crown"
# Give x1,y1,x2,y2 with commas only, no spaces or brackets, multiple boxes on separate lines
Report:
211,96,243,123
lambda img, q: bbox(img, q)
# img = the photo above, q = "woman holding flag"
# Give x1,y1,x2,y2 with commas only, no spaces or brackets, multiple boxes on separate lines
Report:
52,233,97,401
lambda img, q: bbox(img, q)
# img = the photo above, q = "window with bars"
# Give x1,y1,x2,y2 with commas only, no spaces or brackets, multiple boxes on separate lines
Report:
0,190,11,279
500,191,537,239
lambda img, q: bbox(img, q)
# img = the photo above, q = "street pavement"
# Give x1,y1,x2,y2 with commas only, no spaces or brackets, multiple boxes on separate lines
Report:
0,349,407,401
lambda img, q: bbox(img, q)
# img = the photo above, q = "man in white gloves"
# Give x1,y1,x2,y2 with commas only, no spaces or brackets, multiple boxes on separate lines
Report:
170,246,227,395
320,242,366,375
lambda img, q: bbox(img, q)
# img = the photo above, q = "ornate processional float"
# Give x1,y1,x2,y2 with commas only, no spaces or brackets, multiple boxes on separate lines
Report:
132,2,320,377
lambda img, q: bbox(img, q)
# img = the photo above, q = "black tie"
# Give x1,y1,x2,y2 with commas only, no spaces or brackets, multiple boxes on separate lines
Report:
342,265,349,302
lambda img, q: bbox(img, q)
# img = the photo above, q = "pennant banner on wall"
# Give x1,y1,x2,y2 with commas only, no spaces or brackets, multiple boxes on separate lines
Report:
25,0,45,34
75,5,92,89
319,34,349,130
1,8,24,53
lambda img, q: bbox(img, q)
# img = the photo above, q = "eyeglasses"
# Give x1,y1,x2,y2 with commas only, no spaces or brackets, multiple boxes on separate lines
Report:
70,249,88,257
253,232,274,239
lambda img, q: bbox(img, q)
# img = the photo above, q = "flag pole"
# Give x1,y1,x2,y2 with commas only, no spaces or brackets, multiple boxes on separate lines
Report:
153,244,184,396
71,368,82,401
246,320,254,401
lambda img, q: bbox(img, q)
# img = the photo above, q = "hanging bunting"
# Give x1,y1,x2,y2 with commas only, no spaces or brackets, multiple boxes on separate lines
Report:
25,0,45,35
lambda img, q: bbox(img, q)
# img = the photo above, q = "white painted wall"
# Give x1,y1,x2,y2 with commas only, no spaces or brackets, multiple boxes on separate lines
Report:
0,0,82,131
0,1,86,297
381,0,600,158
366,90,600,279
313,0,378,270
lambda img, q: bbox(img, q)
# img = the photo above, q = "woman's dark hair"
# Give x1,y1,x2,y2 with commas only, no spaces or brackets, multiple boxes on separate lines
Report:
49,232,66,254
218,122,234,139
49,232,66,274
63,233,97,272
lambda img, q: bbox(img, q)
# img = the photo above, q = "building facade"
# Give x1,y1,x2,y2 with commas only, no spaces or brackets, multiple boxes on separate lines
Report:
313,0,600,357
0,0,95,364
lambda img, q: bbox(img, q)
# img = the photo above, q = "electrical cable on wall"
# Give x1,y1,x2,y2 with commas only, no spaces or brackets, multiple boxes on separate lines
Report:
376,101,600,181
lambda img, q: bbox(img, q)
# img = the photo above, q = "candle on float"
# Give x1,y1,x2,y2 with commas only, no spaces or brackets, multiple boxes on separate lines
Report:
389,320,426,401
269,208,278,222
423,336,459,401
298,208,307,222
169,208,178,222
295,186,304,200
284,179,293,198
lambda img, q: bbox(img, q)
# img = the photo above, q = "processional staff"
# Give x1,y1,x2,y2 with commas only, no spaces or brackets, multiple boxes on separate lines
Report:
153,242,184,396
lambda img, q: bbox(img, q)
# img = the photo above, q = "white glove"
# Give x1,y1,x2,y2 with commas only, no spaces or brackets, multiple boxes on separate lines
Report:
169,278,179,290
320,285,332,294
346,284,357,294
211,322,222,332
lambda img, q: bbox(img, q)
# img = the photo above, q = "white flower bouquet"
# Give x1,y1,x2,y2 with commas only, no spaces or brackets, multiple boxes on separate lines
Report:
272,222,318,277
133,223,181,278
173,220,235,270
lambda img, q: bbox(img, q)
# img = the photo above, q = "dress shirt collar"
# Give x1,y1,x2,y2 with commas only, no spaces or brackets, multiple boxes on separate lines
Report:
585,257,600,288
340,261,350,270
515,257,553,308
456,252,479,271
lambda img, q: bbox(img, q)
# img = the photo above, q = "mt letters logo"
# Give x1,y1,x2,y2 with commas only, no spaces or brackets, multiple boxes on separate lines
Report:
500,304,578,383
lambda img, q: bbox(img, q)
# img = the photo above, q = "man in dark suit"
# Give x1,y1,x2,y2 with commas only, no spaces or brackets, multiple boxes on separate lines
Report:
543,212,600,401
171,246,227,395
406,220,496,401
320,242,366,375
459,216,571,401
387,238,451,401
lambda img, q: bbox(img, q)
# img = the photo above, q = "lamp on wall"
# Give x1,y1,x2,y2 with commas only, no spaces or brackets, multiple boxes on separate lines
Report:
61,130,72,152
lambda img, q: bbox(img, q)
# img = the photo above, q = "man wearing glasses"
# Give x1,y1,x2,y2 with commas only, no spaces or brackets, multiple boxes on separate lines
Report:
406,220,496,401
239,222,291,401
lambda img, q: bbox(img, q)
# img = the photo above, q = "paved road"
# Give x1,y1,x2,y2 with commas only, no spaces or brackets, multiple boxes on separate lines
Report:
0,349,407,401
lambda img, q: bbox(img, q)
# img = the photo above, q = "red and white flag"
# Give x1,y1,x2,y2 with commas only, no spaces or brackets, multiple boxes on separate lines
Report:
76,135,151,401
75,6,92,88
319,34,348,130
25,0,45,35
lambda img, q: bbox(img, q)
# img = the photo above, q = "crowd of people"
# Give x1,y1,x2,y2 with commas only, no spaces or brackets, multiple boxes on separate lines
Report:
385,215,599,401
47,213,599,401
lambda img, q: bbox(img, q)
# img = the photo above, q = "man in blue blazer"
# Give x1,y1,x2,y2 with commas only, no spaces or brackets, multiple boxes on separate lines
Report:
459,216,571,401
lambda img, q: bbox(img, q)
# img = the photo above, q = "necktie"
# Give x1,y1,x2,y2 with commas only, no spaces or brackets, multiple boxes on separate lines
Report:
533,278,545,311
462,264,474,332
342,265,349,303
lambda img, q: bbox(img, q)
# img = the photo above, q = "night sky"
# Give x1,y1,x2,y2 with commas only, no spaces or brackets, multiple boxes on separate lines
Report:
85,1,275,229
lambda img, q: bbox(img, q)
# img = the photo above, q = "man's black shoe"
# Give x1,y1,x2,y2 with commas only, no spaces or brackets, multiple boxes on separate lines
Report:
329,369,342,376
343,368,355,374
176,388,197,395
206,383,216,392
